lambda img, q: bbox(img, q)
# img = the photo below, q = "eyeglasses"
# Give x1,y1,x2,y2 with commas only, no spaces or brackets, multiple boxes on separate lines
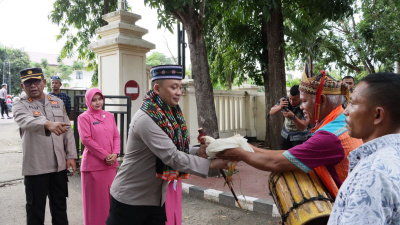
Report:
23,79,43,87
51,76,60,80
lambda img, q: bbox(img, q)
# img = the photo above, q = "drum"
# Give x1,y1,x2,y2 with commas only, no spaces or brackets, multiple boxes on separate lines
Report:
268,170,334,225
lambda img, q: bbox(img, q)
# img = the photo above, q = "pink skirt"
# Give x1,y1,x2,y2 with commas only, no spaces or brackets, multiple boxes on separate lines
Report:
165,180,182,225
81,169,116,225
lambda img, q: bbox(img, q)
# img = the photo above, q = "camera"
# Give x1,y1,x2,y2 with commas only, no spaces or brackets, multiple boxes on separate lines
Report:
282,97,289,112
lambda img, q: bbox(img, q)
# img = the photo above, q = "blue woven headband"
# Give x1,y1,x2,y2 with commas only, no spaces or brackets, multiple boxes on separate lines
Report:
150,65,183,81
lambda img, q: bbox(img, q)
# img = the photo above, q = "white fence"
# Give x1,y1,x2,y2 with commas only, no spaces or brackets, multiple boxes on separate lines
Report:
180,79,266,144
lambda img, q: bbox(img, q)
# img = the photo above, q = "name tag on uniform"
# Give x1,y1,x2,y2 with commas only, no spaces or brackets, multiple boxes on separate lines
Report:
51,101,58,105
93,121,100,125
33,111,41,116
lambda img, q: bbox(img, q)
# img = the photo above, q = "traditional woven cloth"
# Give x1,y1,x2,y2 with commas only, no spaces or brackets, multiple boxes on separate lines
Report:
299,68,350,96
140,90,189,181
299,66,350,124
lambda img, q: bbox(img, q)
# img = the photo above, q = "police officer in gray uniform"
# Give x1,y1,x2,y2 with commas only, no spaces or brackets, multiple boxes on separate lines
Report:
13,67,78,225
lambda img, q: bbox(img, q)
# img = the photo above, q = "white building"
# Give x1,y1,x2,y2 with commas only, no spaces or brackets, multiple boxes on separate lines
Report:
27,52,94,89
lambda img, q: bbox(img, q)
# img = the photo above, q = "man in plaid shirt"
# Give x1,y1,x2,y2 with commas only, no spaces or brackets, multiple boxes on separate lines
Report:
49,76,71,116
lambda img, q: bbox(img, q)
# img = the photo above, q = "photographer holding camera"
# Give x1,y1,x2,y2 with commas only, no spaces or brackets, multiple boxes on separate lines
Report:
269,85,310,149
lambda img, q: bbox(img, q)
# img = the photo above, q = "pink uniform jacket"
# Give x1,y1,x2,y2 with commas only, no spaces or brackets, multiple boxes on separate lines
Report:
78,88,120,172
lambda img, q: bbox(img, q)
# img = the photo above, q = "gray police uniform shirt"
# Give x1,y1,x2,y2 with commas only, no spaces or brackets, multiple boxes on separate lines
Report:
0,88,6,99
110,110,211,206
13,93,77,176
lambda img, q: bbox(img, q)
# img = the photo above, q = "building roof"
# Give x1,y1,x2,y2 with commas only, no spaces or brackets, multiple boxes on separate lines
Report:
27,52,77,67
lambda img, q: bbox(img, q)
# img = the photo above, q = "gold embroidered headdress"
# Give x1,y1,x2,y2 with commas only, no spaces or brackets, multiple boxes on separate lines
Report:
299,65,350,124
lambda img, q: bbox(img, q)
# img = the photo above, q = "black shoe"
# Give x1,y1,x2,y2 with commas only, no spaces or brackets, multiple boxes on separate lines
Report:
1,117,4,119
7,116,12,119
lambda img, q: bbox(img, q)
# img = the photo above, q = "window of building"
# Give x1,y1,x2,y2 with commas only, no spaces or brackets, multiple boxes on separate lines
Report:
76,71,83,79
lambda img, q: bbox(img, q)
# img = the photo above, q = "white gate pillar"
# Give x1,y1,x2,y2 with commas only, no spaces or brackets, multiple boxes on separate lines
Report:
88,7,155,113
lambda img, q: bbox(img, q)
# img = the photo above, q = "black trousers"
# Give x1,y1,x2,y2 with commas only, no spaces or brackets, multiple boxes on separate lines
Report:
24,170,69,225
106,196,166,225
0,98,8,116
280,136,305,150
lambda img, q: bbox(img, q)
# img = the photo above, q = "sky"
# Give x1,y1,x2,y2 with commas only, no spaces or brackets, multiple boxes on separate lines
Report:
0,0,183,61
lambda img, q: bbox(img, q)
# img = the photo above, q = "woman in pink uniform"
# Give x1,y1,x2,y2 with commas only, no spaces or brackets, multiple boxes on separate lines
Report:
78,88,120,225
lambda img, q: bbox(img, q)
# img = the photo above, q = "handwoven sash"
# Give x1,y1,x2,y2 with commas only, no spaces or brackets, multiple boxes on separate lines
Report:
140,90,189,181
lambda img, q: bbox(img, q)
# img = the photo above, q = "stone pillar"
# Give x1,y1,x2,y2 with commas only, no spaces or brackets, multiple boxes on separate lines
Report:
181,79,199,144
88,8,155,113
236,84,260,140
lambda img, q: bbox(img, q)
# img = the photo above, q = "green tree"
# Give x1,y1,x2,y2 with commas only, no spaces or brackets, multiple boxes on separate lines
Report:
31,58,75,91
285,0,400,80
48,0,353,148
202,0,353,148
50,0,118,61
72,61,85,71
0,46,31,95
146,51,174,67
32,59,55,92
145,0,220,139
205,7,261,90
327,0,400,78
58,63,74,87
49,0,119,87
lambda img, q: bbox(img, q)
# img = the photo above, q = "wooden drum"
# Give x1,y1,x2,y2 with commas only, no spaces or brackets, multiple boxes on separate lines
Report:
268,170,334,225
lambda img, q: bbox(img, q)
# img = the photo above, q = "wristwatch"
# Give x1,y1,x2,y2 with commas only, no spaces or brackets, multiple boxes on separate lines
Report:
290,114,296,120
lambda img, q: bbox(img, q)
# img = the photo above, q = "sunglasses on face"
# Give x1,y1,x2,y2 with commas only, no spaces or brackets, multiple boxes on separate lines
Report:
51,76,60,79
23,79,43,87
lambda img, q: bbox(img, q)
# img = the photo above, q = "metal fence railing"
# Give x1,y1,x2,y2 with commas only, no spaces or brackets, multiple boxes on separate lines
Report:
73,95,131,164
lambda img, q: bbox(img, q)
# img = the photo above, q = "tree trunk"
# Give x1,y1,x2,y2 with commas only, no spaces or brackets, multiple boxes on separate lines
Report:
396,61,400,74
227,70,232,90
103,0,111,25
171,5,220,177
263,1,286,150
181,21,219,139
261,17,270,148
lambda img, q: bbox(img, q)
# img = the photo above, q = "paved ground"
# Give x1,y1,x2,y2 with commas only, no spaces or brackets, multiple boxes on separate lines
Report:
0,171,281,225
0,116,281,224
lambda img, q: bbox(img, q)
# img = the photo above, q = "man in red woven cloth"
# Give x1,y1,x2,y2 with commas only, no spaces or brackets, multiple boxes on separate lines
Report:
218,67,363,198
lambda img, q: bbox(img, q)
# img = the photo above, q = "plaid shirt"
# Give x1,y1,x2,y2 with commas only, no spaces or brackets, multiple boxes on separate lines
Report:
49,92,71,116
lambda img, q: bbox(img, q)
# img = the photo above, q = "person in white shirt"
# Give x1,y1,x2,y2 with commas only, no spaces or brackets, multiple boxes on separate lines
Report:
328,72,400,225
0,83,12,119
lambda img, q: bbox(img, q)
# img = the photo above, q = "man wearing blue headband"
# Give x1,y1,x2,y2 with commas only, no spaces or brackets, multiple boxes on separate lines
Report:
49,76,71,117
107,65,228,225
